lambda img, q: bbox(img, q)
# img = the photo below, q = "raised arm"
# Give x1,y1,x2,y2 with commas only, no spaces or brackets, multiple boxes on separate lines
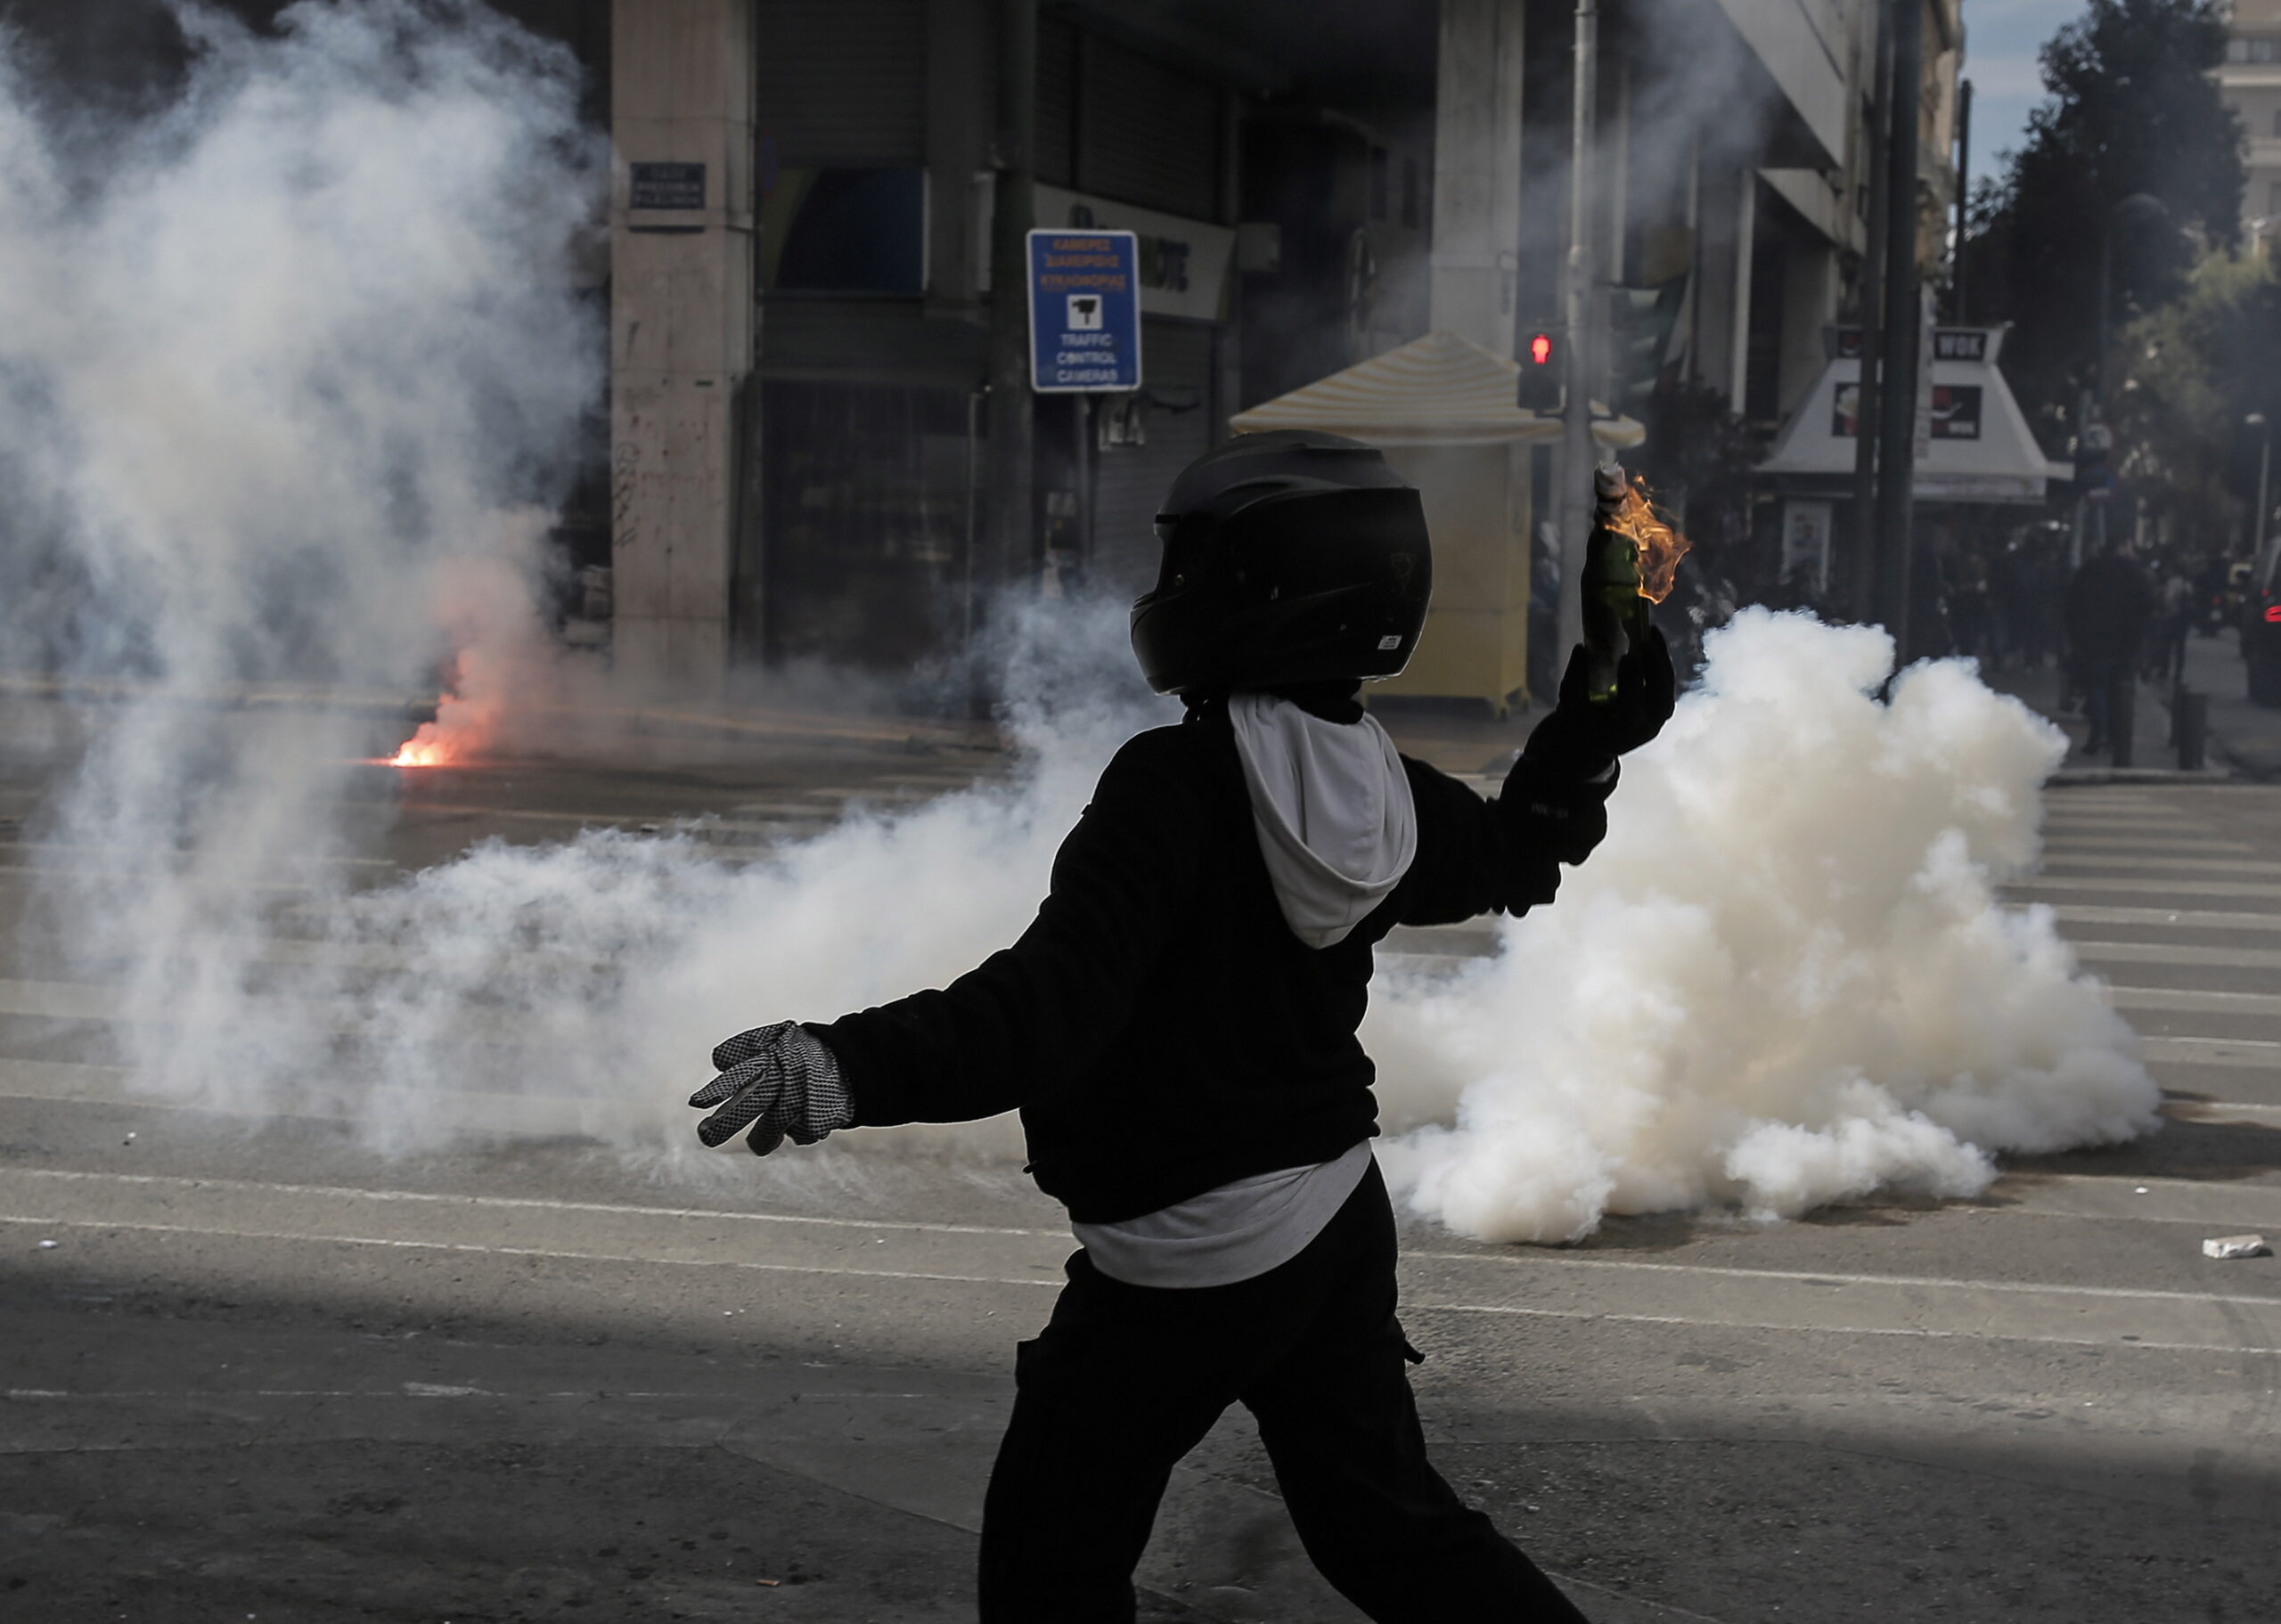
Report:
1392,630,1673,926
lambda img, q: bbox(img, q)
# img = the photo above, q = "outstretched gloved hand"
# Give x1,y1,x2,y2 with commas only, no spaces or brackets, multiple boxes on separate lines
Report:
687,1021,855,1155
1525,627,1678,776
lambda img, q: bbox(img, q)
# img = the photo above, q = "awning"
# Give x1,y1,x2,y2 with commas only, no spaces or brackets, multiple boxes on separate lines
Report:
1230,330,1645,450
1758,324,2072,505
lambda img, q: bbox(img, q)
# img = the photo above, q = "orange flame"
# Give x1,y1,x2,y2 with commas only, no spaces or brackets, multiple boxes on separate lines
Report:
388,717,454,768
1606,476,1692,603
382,666,495,769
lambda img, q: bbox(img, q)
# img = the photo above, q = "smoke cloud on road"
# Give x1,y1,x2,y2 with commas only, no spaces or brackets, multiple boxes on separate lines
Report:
1,4,2157,1237
1369,610,2159,1242
0,0,600,1099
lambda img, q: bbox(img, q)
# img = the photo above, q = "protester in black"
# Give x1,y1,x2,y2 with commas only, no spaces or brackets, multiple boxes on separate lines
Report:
2064,538,2155,754
687,431,1673,1622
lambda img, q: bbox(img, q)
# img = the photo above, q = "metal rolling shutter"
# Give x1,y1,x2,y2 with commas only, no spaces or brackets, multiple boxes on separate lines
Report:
1078,37,1219,218
1090,319,1218,597
755,0,928,166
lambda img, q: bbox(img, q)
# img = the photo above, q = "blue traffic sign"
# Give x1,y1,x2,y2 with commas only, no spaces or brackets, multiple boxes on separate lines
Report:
1027,229,1141,394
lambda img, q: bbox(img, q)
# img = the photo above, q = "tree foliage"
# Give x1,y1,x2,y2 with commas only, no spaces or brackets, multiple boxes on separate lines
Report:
2113,254,2281,557
1962,0,2244,431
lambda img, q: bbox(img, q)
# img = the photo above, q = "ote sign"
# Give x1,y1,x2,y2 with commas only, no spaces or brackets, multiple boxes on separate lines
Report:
1028,229,1141,393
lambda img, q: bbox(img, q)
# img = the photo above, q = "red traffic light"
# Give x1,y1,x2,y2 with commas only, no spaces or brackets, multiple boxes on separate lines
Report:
2264,604,2281,624
1528,331,1554,367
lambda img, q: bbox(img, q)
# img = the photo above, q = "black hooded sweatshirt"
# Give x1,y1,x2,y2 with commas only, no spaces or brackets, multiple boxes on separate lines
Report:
810,691,1615,1224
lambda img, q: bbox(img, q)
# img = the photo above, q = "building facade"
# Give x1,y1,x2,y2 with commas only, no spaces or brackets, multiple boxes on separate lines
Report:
606,0,1960,697
2219,0,2281,249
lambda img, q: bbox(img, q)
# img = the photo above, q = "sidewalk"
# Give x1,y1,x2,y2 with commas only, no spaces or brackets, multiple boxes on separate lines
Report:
1981,627,2281,781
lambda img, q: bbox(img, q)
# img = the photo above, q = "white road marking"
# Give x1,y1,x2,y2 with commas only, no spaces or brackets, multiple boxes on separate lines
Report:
0,1057,600,1139
0,865,315,893
8,1168,2281,1354
0,1212,1053,1293
2042,837,2257,853
0,1166,1054,1238
2073,940,2281,970
2040,855,2281,875
2048,904,2281,933
2106,984,2281,1016
0,840,396,869
2171,1098,2281,1123
2041,821,2217,837
2140,1035,2281,1068
2007,876,2281,900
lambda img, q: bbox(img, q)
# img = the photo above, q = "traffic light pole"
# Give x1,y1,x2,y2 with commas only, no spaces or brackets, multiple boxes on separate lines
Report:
1872,0,1922,658
1848,0,1891,623
1556,0,1599,666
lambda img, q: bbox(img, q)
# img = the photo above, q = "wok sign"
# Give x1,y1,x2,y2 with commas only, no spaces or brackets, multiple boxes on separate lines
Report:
1028,229,1141,393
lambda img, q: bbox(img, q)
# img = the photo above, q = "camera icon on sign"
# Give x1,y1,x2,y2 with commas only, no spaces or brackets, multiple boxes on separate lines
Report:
1067,295,1104,331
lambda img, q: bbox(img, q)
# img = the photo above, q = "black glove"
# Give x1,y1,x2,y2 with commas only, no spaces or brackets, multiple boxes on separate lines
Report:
1525,627,1678,777
687,1022,854,1155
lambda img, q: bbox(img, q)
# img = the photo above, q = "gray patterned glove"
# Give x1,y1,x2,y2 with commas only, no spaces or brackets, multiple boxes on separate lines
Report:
686,1022,854,1155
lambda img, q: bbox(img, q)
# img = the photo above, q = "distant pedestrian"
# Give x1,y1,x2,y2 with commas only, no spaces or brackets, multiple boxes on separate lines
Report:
1950,546,1991,665
1909,543,1953,660
2064,539,2155,755
2148,563,2193,684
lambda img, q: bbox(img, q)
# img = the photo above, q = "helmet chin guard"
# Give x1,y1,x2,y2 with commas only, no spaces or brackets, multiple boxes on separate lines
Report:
1130,431,1434,696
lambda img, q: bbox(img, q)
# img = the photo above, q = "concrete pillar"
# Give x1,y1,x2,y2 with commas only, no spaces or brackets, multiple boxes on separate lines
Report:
1729,171,1757,408
610,0,756,693
1690,159,1752,405
1428,0,1526,356
925,0,992,310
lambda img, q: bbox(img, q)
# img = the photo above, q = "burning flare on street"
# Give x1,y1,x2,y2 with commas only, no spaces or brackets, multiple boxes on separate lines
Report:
388,719,454,768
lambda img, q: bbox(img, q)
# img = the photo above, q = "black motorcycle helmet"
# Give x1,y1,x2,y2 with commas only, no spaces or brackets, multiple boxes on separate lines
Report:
1129,430,1434,695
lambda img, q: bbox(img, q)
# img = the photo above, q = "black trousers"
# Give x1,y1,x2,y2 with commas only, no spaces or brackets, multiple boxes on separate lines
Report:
977,1160,1590,1623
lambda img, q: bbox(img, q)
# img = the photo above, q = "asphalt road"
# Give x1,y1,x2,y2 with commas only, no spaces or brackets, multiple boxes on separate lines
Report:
2,695,2278,1624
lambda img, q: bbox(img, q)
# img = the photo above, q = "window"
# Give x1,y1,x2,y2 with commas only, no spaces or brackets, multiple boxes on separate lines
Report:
2271,105,2281,138
2268,181,2281,216
2236,35,2281,62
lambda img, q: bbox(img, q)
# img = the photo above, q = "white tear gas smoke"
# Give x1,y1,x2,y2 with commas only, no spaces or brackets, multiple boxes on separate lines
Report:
0,2,600,1059
1,7,2157,1237
1370,611,2160,1242
258,593,1156,1164
212,607,2157,1237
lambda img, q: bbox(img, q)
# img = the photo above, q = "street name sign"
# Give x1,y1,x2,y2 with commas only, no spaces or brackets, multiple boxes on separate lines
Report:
1028,229,1141,393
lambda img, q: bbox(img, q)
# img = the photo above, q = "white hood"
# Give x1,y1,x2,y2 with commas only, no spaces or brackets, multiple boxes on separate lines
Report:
1228,693,1418,949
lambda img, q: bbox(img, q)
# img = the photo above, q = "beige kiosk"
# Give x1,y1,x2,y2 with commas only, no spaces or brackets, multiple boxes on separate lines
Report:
1230,331,1642,714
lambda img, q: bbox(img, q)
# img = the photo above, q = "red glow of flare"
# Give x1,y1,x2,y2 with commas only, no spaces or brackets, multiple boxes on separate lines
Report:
1606,476,1692,603
387,706,456,768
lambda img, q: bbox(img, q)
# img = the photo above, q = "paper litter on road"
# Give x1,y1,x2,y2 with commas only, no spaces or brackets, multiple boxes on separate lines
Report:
2202,1234,2270,1260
